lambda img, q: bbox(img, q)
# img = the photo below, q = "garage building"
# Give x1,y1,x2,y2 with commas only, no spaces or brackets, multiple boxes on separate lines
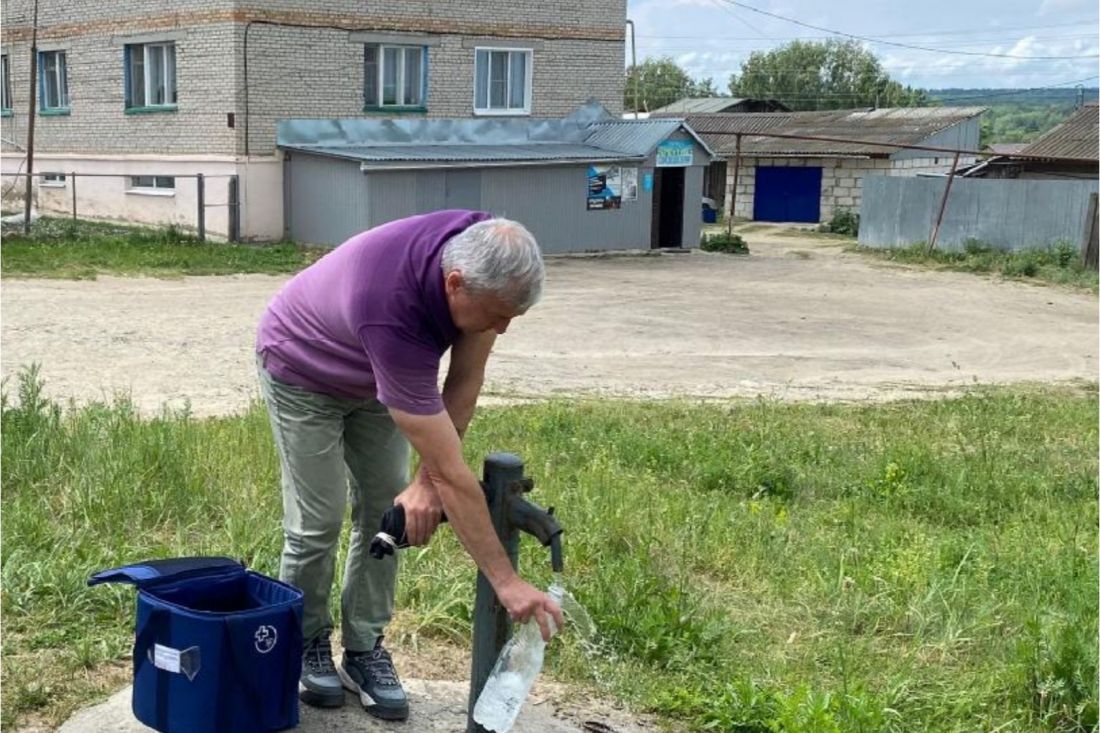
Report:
278,102,713,252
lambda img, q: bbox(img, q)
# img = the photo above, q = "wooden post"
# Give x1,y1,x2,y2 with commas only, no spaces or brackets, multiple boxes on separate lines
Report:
22,0,39,235
728,133,742,237
71,172,76,220
1083,193,1098,271
928,150,961,252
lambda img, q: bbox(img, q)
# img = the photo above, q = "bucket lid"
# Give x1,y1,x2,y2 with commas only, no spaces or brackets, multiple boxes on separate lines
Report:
88,556,245,589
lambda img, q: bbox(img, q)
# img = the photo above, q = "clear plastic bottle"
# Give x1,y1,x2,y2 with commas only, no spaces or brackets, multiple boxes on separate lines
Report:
472,585,564,732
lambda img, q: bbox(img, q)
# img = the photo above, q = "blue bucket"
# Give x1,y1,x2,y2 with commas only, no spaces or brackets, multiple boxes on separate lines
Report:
90,557,303,733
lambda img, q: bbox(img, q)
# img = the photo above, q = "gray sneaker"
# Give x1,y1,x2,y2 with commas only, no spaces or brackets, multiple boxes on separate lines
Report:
299,633,345,708
338,636,409,721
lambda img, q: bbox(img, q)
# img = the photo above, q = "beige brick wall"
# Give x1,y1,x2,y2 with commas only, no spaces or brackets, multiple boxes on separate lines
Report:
1,0,626,157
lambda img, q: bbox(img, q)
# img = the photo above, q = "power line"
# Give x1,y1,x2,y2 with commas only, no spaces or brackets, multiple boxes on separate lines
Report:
637,18,1098,41
713,0,1100,60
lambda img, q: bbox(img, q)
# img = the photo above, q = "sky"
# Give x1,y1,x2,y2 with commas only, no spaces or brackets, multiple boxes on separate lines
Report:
627,0,1100,91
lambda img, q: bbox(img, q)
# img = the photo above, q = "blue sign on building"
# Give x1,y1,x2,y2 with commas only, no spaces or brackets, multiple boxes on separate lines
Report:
656,140,693,167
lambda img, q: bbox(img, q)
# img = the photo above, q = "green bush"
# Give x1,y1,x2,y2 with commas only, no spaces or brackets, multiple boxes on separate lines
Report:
700,232,749,254
820,208,860,237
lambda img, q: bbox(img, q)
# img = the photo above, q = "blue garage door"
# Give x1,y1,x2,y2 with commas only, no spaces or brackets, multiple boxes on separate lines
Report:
753,166,822,223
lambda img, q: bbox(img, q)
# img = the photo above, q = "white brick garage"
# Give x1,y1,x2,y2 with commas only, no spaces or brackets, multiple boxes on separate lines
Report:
671,107,985,224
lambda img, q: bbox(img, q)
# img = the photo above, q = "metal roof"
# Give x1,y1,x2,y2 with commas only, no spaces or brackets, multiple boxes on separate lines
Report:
1017,103,1098,162
669,106,987,157
290,142,636,167
278,101,711,168
651,97,750,114
584,119,716,157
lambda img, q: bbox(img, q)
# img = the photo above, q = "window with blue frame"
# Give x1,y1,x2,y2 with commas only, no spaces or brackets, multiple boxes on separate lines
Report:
39,50,69,113
364,44,426,110
125,42,176,110
2,54,13,114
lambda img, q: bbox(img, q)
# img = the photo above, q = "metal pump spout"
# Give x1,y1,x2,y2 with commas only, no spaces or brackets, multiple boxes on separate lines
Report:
505,484,564,573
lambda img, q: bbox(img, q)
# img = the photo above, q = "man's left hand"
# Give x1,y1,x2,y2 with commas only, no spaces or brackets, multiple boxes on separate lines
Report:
394,478,444,546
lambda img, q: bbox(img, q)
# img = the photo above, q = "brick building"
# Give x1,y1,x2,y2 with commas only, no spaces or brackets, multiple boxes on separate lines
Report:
0,1,626,239
661,107,985,224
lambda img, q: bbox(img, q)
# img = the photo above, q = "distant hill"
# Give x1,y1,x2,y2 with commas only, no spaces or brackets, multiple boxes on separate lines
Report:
922,87,1097,145
924,87,1099,107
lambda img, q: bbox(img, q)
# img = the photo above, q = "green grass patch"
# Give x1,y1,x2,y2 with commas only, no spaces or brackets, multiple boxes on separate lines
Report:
854,239,1099,292
2,369,1097,731
1,217,327,278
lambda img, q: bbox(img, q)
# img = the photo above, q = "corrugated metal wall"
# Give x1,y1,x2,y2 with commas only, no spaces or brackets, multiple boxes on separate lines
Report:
285,153,371,245
859,176,1100,250
890,118,981,161
284,138,710,252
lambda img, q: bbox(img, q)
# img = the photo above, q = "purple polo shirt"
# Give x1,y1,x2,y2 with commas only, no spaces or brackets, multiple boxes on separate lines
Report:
256,209,492,415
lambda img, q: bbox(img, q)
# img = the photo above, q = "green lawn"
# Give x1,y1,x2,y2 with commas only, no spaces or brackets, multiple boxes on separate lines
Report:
1,217,326,278
2,369,1095,732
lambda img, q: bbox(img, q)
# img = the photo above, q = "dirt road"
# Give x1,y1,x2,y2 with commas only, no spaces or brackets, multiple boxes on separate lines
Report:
2,228,1096,416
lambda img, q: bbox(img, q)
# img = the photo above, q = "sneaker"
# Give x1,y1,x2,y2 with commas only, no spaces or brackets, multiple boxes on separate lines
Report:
338,636,409,721
299,633,345,708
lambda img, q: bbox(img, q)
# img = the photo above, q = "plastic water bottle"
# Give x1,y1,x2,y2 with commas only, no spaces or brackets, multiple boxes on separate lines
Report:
472,585,564,732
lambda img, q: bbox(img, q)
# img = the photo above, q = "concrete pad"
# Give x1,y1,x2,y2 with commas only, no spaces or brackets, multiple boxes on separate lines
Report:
58,679,651,733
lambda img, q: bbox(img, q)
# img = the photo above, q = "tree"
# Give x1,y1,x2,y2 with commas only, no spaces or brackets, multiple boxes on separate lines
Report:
625,58,695,113
727,40,927,111
690,77,720,98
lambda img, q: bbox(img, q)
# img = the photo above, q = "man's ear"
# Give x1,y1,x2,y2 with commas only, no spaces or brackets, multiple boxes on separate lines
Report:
444,270,464,296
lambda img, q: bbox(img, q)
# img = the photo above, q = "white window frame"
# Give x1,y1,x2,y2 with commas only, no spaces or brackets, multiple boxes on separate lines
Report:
364,44,425,108
40,172,67,187
127,175,176,196
1,54,13,112
473,47,532,116
126,42,176,109
39,50,69,111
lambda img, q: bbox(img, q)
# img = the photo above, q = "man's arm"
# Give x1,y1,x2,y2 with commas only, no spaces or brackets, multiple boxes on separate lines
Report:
389,406,563,639
441,330,496,438
399,331,496,543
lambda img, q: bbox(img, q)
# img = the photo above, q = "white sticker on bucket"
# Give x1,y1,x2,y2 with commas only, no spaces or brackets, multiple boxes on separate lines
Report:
153,644,182,674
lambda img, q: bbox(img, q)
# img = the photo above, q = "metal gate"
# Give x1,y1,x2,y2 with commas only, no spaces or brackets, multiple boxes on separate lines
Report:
753,166,822,223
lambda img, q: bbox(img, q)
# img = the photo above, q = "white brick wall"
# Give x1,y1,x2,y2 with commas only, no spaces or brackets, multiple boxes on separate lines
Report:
724,154,979,223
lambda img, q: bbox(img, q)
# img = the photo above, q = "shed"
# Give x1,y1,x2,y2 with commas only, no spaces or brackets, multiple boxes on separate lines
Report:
651,97,790,114
663,107,985,223
962,103,1098,181
277,102,713,252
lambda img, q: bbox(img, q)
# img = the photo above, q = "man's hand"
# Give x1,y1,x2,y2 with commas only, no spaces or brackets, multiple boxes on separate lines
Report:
394,477,444,546
496,576,565,642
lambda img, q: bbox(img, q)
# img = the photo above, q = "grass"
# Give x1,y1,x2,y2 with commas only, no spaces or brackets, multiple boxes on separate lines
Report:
0,217,327,278
2,368,1096,732
852,239,1099,292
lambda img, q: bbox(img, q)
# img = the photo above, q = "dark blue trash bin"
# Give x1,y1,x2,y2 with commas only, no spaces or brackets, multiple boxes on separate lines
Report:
90,557,303,733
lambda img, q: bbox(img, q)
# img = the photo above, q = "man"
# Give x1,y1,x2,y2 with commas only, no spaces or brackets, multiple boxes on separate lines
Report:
255,210,564,721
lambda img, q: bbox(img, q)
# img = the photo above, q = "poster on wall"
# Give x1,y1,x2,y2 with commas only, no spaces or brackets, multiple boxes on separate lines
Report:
656,140,693,167
587,165,623,210
622,167,638,200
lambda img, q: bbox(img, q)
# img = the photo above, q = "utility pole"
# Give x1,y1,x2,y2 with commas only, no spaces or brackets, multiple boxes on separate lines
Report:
22,0,39,235
1075,84,1084,110
625,19,639,119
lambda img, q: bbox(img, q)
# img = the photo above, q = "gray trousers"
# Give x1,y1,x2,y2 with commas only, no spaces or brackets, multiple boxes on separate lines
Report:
257,357,409,651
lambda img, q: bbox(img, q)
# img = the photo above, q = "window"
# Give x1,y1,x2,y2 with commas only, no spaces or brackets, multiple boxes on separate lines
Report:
125,42,176,109
129,175,175,191
39,51,69,112
1,54,12,114
364,45,425,109
474,48,531,115
41,173,66,186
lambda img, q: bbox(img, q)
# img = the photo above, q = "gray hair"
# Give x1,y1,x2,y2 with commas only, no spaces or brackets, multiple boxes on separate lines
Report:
441,218,545,311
